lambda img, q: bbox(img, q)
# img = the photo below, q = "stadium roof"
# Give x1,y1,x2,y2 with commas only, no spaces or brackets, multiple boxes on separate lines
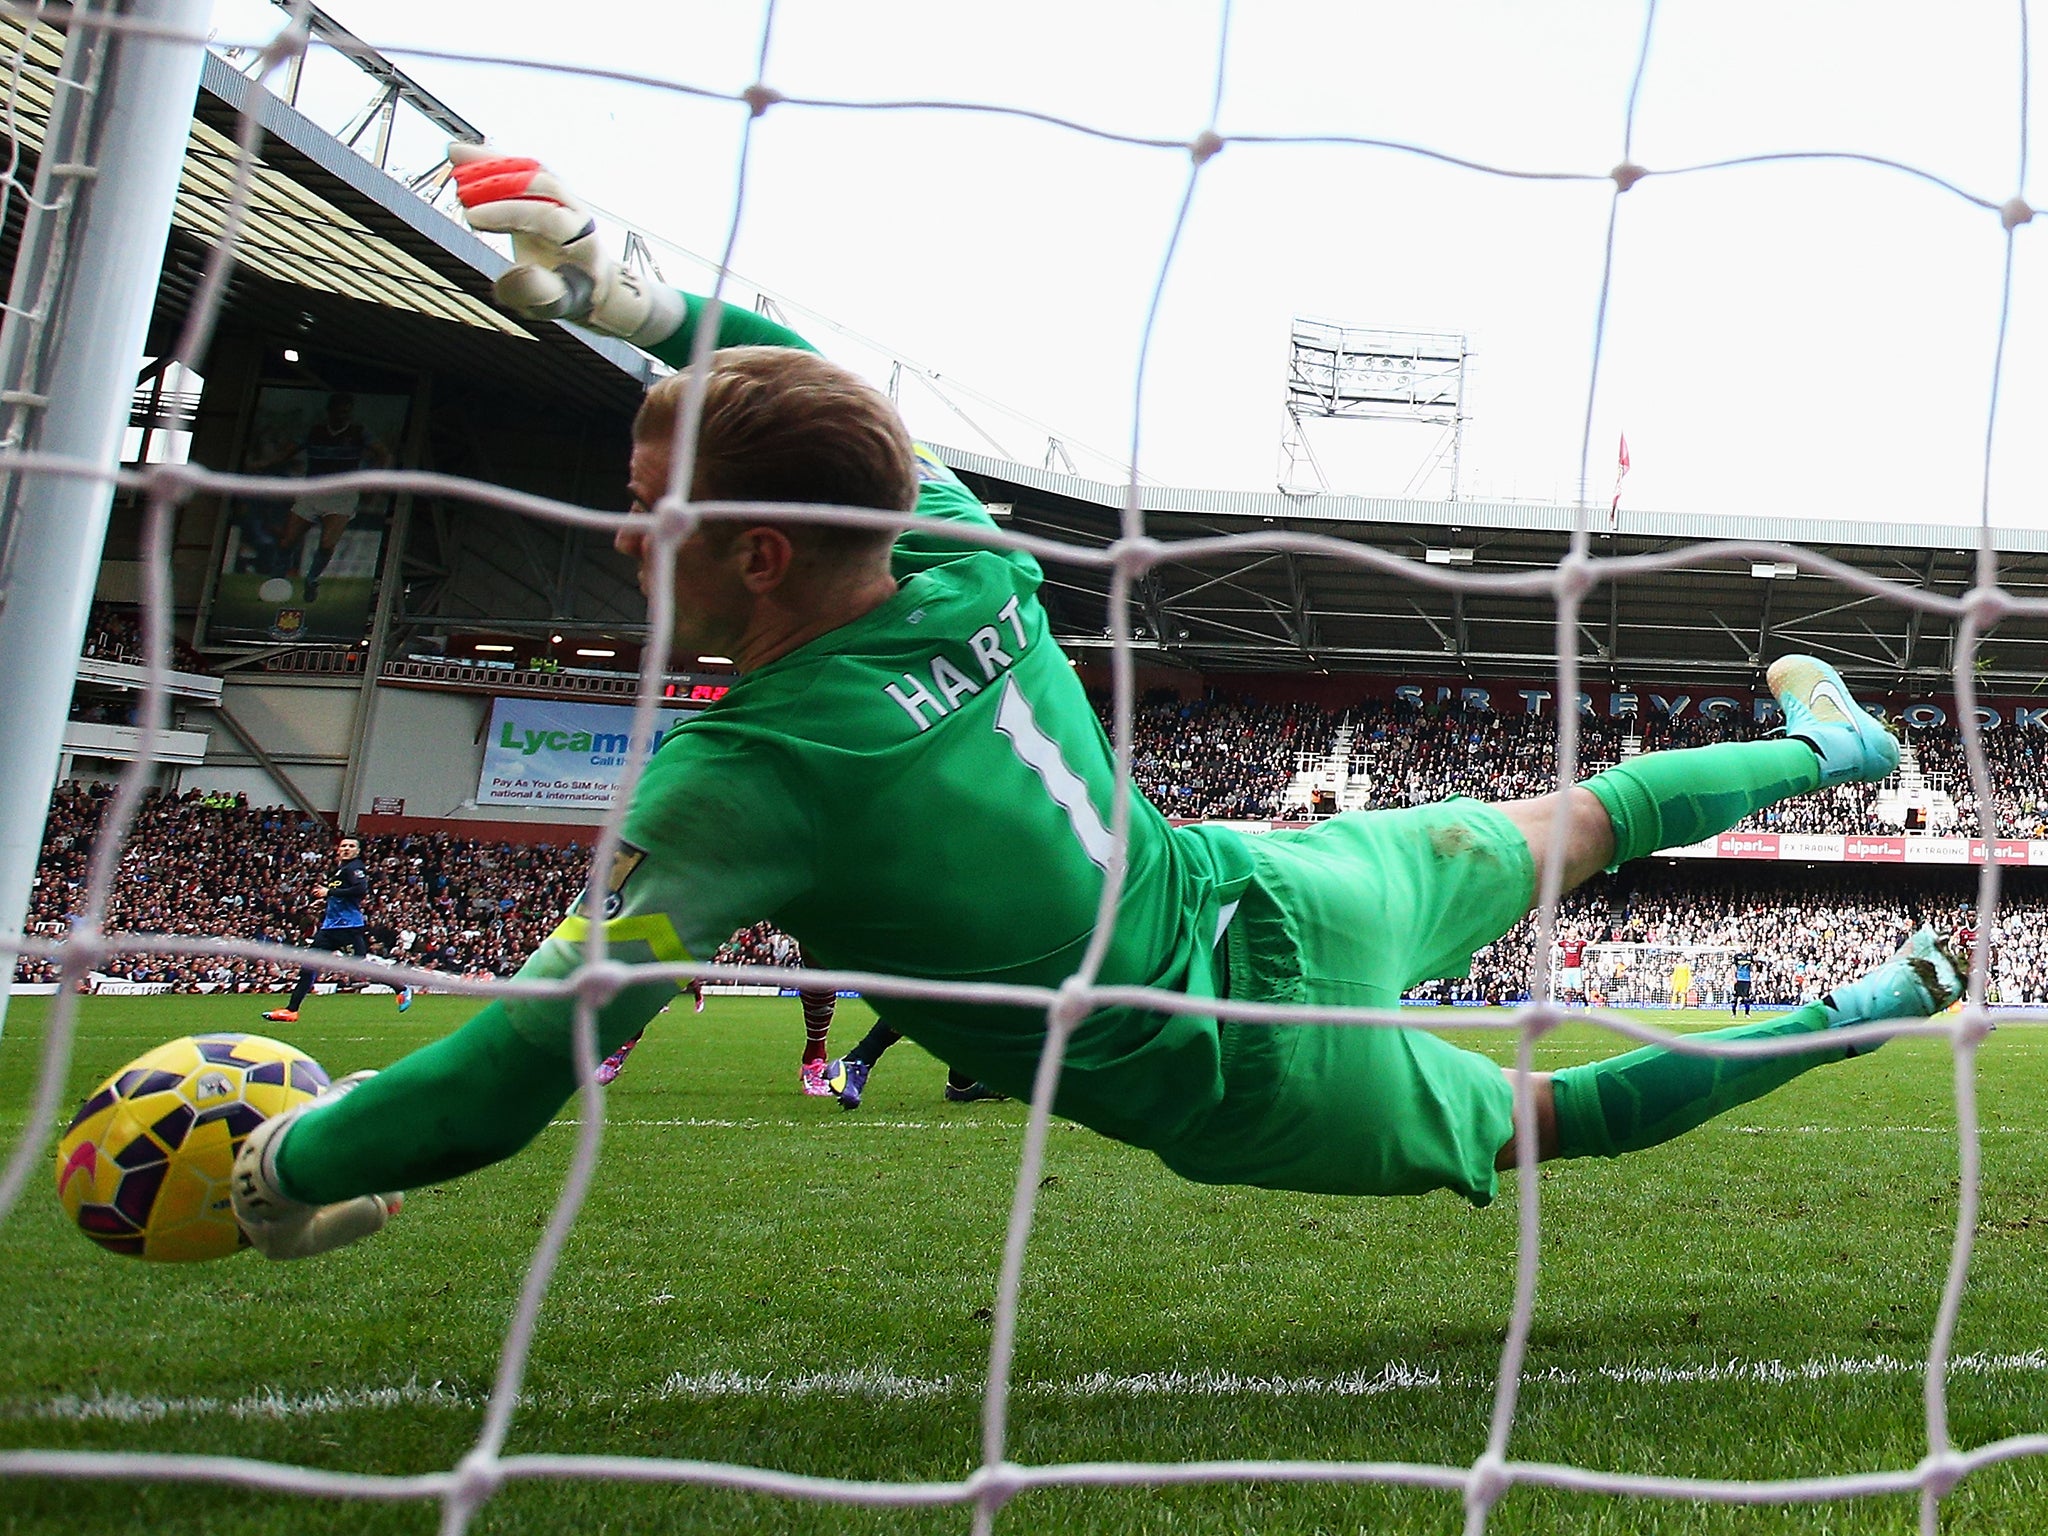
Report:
6,9,2041,691
0,12,652,412
937,448,2048,691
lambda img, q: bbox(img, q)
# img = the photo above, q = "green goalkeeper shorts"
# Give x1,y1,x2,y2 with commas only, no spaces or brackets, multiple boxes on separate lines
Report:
1158,798,1533,1206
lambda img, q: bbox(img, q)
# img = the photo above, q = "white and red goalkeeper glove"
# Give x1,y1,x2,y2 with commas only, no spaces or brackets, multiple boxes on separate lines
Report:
231,1071,402,1261
448,144,683,347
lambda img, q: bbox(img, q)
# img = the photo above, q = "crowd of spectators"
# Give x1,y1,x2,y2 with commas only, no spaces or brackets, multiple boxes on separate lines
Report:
26,687,2048,1006
1408,867,2048,1006
1908,728,2048,838
1186,692,2048,840
18,783,594,991
78,603,210,675
16,786,834,995
1120,692,1340,820
713,921,800,970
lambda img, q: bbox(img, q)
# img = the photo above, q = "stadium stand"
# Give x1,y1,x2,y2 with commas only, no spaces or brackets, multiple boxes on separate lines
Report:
19,784,592,989
23,790,822,992
1103,688,2048,837
78,602,211,675
24,712,2048,1003
1128,692,1342,820
1416,867,2030,1008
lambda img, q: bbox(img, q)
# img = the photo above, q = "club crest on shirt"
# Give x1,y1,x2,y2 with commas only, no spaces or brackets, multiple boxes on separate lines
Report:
602,842,647,918
912,444,962,485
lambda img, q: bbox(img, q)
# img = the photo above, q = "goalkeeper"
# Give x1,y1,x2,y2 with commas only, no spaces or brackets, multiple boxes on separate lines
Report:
232,151,1964,1258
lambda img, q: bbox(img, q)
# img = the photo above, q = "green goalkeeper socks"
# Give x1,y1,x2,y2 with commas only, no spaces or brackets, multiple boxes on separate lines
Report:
1583,739,1822,867
1550,1003,1844,1160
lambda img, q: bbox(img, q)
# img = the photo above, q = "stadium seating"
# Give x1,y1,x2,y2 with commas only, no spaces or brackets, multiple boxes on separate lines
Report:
78,603,211,676
1113,691,2048,838
25,696,2048,1001
19,784,591,989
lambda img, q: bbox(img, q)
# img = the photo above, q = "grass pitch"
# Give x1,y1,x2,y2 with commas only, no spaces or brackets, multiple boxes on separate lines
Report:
4,993,2048,1533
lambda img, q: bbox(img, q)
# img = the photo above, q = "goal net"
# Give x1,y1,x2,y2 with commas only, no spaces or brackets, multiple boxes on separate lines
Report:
1563,943,1738,1009
0,2,2038,1533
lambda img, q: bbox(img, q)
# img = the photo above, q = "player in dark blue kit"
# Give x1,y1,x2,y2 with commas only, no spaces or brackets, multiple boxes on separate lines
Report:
1730,951,1756,1016
264,836,410,1022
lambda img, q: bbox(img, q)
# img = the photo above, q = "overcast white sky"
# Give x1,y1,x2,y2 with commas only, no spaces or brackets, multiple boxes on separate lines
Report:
209,0,2048,529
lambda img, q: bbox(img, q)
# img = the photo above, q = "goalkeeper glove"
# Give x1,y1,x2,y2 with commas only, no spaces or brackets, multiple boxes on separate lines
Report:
231,1070,402,1261
448,144,683,347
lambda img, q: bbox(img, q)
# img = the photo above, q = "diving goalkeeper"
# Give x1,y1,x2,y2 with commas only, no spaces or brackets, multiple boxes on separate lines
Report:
231,150,1964,1258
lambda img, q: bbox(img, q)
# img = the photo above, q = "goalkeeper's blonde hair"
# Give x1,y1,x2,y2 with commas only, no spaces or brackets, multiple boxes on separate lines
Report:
634,346,913,564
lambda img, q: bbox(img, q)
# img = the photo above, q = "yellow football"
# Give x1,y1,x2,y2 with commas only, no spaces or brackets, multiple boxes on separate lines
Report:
54,1033,327,1262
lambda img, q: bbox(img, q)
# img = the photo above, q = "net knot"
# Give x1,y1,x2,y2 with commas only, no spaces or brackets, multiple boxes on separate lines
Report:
571,957,633,1007
59,921,106,971
651,494,698,545
1520,999,1563,1039
1189,131,1225,167
1049,977,1092,1034
1962,583,2011,629
1553,550,1596,602
1112,533,1163,575
966,1460,1023,1506
2002,196,2034,231
449,1450,502,1512
1919,1448,1965,1502
140,460,198,506
1465,1451,1513,1509
1610,161,1647,193
742,83,782,118
258,19,311,71
1951,1003,1995,1048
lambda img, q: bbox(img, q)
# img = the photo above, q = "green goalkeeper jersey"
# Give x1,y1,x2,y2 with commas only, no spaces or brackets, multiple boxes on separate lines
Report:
509,425,1255,1149
276,299,1262,1204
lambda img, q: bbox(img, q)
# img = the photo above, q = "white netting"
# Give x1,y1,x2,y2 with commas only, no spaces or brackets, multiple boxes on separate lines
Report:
0,3,2043,1533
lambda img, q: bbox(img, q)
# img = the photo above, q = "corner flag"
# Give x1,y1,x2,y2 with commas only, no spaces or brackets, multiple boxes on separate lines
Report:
1609,433,1630,530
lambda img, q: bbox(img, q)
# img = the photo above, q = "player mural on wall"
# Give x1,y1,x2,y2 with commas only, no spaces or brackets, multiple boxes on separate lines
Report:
210,384,408,645
245,391,392,603
226,150,1967,1262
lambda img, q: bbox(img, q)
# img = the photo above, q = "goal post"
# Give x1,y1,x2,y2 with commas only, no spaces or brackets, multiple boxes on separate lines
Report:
1556,943,1740,1008
0,0,211,1042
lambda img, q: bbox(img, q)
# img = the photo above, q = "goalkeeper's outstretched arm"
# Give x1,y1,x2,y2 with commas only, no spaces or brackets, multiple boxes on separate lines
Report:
232,955,679,1259
448,144,816,361
234,719,812,1260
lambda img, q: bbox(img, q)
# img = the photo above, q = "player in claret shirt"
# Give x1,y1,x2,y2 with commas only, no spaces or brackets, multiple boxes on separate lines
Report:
1557,931,1588,1004
227,150,1966,1261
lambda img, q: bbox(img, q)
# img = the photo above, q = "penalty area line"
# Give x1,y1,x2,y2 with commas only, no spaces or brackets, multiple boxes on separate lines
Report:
554,1117,2035,1137
15,1350,2048,1423
549,1117,1074,1132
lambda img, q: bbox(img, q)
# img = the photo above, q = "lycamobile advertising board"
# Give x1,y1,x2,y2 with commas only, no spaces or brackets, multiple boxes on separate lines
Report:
478,698,692,808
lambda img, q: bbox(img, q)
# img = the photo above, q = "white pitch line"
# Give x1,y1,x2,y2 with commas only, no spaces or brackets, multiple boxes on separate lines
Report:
1722,1125,2041,1136
11,1379,477,1424
555,1117,2040,1137
549,1117,1071,1132
14,1350,2048,1423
